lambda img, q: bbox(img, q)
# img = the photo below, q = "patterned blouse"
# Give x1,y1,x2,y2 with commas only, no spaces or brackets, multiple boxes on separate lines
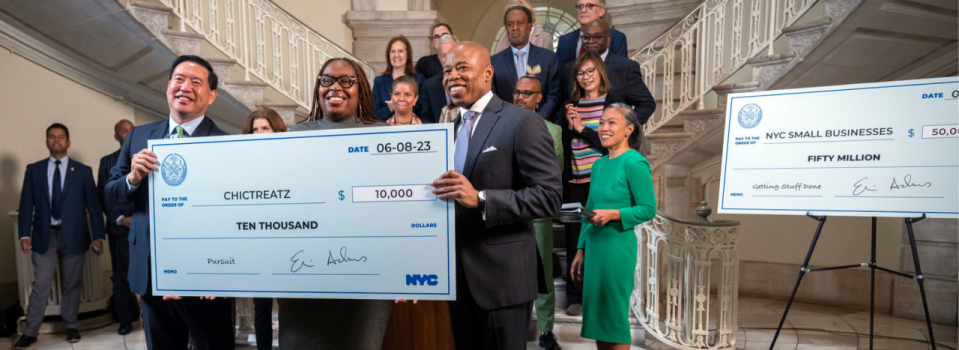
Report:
386,114,422,126
569,97,605,183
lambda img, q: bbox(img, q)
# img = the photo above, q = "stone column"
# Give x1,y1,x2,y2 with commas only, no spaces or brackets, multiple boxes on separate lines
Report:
661,164,692,219
346,0,441,74
605,0,703,53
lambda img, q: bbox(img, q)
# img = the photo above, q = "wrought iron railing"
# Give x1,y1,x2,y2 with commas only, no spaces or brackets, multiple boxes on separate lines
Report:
632,205,741,349
159,0,375,109
631,0,817,133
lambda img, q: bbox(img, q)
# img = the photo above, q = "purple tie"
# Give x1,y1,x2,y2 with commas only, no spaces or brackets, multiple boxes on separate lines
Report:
454,111,478,174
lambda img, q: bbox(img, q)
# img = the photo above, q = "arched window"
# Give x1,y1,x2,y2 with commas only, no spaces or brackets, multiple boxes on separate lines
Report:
490,6,579,52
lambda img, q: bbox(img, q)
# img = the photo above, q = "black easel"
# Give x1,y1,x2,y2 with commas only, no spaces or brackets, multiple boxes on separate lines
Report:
769,213,937,350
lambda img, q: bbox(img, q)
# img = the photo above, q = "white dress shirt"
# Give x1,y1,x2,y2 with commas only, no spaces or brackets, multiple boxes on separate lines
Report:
47,156,68,226
455,91,494,139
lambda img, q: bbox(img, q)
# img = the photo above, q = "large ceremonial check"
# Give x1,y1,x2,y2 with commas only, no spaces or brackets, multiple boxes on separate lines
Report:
147,124,456,300
719,77,958,218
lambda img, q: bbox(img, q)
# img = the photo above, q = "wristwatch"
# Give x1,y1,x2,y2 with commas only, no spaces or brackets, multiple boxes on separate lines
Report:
477,190,487,211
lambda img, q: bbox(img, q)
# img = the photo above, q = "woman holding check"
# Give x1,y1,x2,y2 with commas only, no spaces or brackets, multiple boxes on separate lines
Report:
280,58,390,350
569,103,656,350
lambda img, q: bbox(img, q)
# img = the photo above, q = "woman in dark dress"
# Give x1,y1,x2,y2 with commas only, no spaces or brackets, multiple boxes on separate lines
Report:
279,58,391,350
372,36,425,121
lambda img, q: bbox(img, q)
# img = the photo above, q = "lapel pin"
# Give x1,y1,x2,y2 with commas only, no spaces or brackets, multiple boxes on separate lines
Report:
70,167,74,171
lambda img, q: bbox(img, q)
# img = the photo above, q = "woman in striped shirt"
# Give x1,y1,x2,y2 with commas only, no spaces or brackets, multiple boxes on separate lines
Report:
557,51,628,316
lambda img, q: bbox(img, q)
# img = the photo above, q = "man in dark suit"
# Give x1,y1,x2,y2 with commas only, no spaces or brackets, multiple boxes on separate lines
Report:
555,0,629,69
415,23,453,80
556,20,655,125
15,123,104,348
104,55,234,350
96,119,139,336
491,6,561,120
416,33,457,123
431,41,562,350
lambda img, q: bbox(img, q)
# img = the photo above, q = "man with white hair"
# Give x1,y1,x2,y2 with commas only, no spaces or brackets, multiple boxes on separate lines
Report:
555,0,629,69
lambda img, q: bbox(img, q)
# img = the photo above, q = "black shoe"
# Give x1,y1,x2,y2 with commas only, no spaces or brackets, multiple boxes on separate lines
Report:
66,328,81,343
118,322,133,335
539,331,562,350
13,335,37,349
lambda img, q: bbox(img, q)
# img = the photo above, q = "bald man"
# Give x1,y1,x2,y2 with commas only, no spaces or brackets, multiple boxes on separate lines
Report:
430,42,562,350
97,119,139,335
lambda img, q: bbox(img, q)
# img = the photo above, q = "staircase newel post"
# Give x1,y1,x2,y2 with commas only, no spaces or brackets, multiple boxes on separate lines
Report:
241,0,250,81
696,16,706,110
767,0,777,56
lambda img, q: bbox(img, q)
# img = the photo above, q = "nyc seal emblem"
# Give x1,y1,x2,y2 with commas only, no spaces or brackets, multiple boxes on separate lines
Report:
161,153,187,186
738,103,762,129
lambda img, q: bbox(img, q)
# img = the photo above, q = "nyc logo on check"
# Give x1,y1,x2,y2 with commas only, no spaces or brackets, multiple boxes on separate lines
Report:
738,103,762,129
161,153,188,186
406,274,438,286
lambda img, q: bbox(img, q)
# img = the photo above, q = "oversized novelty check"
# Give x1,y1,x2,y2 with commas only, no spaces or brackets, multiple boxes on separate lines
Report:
148,124,456,300
719,77,958,218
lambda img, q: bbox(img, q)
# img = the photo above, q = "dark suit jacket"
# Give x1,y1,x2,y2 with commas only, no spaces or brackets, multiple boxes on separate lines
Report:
453,94,562,309
414,54,443,80
555,89,628,184
414,74,447,124
491,44,561,120
555,53,656,125
98,150,133,237
18,158,104,255
556,28,628,70
372,73,426,121
105,118,226,295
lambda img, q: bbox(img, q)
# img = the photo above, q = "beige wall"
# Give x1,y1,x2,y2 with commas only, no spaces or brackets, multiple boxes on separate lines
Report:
272,0,354,52
0,50,135,287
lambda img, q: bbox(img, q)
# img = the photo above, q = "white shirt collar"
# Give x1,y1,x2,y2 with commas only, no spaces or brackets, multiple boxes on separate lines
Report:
511,42,531,57
168,115,206,137
459,90,494,117
48,156,69,166
601,48,609,61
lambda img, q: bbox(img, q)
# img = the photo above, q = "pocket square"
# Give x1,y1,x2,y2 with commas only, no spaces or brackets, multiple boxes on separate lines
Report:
482,146,498,153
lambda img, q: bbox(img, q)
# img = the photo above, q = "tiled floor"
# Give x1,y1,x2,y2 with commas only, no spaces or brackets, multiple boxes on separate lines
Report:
2,297,955,350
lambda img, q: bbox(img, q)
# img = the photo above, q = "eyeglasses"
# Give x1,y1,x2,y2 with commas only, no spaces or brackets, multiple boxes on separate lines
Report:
512,89,541,98
580,33,607,42
318,74,356,88
576,67,597,79
575,3,602,11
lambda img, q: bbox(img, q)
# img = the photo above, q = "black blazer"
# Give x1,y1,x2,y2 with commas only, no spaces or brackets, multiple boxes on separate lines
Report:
414,54,443,80
555,89,627,184
104,118,226,295
556,53,656,125
490,44,561,120
98,150,133,237
18,158,104,255
453,94,562,309
414,74,447,124
555,28,629,69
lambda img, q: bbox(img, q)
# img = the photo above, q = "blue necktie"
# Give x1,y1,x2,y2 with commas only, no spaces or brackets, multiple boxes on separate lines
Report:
454,111,478,174
52,160,62,221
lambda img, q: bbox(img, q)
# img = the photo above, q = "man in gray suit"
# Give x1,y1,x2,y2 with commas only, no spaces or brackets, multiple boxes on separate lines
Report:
15,124,104,348
431,41,562,350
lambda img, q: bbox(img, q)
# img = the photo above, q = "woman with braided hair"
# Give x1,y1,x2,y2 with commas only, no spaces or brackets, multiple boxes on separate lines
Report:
280,57,390,350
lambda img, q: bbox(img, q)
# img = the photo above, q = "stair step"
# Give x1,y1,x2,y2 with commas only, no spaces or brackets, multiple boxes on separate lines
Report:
782,18,833,35
161,29,205,56
745,51,797,66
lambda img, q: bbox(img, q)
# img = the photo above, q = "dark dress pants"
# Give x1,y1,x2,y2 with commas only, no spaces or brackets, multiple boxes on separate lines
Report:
141,293,234,350
253,298,273,350
448,271,533,350
563,182,589,306
107,233,140,324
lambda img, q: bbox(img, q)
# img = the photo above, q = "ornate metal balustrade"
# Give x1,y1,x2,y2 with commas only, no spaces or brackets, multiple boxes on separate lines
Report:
158,0,374,109
632,203,741,349
631,0,817,133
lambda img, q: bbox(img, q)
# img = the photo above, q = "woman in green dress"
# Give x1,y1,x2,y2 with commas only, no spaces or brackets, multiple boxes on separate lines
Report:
570,102,656,349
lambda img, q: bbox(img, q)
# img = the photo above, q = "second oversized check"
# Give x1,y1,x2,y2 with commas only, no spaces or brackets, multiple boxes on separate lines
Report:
148,124,456,300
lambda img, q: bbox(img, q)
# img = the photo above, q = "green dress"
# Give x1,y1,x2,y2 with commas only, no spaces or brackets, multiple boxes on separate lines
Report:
577,149,657,344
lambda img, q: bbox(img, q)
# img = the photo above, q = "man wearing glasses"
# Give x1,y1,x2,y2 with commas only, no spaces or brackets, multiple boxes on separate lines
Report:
415,23,454,80
555,0,628,69
513,76,565,350
491,5,561,120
